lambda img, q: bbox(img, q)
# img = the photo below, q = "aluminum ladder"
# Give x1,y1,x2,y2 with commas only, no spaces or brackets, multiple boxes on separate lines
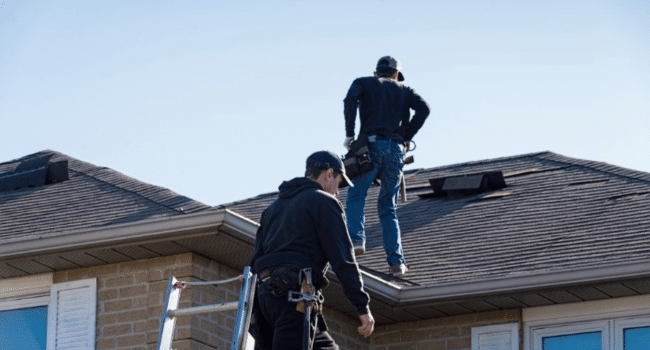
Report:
156,266,257,350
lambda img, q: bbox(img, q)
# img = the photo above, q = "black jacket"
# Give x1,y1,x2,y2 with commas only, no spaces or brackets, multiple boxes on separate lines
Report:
249,177,370,315
344,76,430,142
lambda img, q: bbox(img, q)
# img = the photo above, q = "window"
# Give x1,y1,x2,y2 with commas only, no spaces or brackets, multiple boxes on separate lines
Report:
0,274,96,350
531,320,609,350
616,317,650,350
524,294,650,350
0,305,48,349
542,331,601,350
0,274,51,350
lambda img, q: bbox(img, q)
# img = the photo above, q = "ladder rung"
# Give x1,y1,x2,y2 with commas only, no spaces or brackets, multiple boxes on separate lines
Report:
169,301,239,317
156,267,256,350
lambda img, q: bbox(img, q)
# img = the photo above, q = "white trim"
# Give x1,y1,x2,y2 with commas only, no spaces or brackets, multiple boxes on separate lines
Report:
523,294,650,350
396,260,650,304
0,273,53,301
47,278,97,350
0,209,258,260
614,317,650,350
0,295,49,311
531,320,608,350
524,294,650,325
471,323,519,350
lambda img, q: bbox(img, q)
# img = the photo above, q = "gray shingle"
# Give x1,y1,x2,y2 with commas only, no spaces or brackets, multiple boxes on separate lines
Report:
0,150,211,243
218,151,650,286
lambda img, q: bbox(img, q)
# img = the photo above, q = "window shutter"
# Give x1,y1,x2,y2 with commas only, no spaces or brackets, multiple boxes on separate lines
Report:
472,323,519,350
47,278,96,350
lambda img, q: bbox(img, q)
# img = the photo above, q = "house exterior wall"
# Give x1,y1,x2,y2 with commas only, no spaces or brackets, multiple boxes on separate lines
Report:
52,251,520,350
321,307,371,349
53,253,236,350
370,309,521,350
51,252,371,350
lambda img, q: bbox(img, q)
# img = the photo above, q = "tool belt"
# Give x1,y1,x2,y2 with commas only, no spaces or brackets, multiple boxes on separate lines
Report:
287,268,328,350
343,134,373,180
258,265,300,298
252,267,329,350
257,265,328,298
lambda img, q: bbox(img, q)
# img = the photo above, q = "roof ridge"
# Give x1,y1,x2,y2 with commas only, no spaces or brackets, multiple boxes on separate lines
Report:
404,150,553,175
215,191,279,209
21,150,208,214
0,149,57,167
75,167,207,214
533,152,650,184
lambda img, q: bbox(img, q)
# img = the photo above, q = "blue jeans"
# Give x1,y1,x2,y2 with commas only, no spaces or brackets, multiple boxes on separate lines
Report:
345,139,405,266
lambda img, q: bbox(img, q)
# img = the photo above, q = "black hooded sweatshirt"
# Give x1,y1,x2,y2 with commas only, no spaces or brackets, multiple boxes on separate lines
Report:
249,177,370,315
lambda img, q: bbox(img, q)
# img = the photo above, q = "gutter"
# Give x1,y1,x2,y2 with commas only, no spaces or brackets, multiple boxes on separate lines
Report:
5,208,650,308
362,259,650,307
221,218,650,306
0,209,257,260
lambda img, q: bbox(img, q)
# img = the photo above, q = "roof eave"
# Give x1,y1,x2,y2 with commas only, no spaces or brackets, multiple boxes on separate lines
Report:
6,207,649,308
0,209,258,261
392,259,650,305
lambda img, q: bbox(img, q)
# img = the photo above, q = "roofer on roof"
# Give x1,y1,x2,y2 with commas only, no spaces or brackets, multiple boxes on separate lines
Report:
249,150,374,349
343,55,431,277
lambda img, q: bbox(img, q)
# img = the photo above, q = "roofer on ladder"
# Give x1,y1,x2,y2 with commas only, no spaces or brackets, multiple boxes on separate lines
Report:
249,151,374,349
343,56,430,276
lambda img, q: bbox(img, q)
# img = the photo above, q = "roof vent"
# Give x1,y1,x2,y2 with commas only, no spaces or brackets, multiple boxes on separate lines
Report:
46,160,69,184
421,171,506,198
0,155,69,192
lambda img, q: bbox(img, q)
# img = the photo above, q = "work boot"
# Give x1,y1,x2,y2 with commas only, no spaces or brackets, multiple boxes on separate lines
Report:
388,263,408,277
352,241,366,257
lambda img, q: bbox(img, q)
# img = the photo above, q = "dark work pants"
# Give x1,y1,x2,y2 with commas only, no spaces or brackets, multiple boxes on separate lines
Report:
255,286,338,350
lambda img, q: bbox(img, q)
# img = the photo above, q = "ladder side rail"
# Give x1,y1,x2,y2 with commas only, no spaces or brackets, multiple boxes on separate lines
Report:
156,277,182,350
231,266,257,350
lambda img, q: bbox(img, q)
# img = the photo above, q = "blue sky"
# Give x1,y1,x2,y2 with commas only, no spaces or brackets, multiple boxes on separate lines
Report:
1,0,648,205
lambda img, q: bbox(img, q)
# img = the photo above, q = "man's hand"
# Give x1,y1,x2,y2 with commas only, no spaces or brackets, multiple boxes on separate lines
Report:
344,136,354,151
357,312,375,338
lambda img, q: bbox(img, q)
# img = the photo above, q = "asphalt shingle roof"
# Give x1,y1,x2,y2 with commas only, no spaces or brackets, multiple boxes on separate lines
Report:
217,151,650,286
0,150,210,243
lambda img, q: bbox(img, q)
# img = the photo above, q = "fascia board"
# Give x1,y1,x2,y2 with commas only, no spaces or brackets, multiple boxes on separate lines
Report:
219,210,259,244
216,221,650,305
394,259,650,305
0,209,256,260
14,206,648,306
360,271,402,301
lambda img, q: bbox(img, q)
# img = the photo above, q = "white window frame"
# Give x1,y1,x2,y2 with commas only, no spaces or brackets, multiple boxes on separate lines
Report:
0,273,96,350
0,274,52,349
531,320,609,349
0,273,52,310
523,294,650,350
614,317,650,350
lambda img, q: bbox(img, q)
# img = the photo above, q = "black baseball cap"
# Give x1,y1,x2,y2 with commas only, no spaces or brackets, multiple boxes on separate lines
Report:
376,55,405,82
306,151,354,188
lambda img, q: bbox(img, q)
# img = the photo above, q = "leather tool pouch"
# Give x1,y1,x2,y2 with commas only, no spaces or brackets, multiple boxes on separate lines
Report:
263,266,299,298
343,134,373,180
